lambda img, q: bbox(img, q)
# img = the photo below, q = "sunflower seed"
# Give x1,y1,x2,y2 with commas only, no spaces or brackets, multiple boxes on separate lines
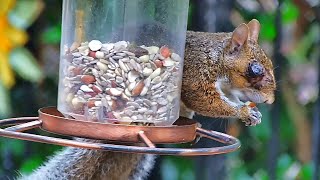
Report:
157,106,167,114
97,62,108,72
89,40,102,51
143,67,153,76
151,82,162,90
163,58,175,67
106,88,123,96
140,86,148,96
128,81,136,91
95,51,105,59
149,68,161,79
139,55,149,63
123,51,135,56
151,76,161,84
80,85,94,92
63,40,183,124
157,97,168,105
171,53,181,61
119,60,128,72
128,71,140,83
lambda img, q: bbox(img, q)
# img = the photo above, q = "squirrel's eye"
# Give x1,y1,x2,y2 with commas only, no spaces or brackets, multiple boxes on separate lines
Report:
247,61,264,78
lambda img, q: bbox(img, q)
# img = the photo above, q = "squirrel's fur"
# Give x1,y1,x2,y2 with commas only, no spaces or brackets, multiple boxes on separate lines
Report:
182,20,275,126
20,20,275,180
20,139,156,180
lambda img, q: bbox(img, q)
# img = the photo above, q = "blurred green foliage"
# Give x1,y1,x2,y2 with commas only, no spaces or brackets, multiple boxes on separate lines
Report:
0,83,11,118
10,47,43,82
41,24,61,44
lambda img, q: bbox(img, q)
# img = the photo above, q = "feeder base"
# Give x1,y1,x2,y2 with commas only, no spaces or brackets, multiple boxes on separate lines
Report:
39,107,198,143
0,107,241,156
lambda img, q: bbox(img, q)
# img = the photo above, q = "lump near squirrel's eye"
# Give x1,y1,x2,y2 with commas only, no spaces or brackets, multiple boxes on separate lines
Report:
247,61,264,78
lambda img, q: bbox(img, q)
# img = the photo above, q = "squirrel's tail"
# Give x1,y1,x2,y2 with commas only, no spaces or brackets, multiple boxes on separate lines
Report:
19,139,156,180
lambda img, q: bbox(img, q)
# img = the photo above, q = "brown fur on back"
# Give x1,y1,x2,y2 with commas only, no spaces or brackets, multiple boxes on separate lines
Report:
182,30,275,119
182,31,231,116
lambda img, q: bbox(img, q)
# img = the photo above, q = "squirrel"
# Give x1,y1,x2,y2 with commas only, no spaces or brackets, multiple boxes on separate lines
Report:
181,19,276,126
19,19,275,180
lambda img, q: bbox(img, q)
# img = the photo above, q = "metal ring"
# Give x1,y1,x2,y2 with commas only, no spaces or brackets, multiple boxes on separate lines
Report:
0,113,241,156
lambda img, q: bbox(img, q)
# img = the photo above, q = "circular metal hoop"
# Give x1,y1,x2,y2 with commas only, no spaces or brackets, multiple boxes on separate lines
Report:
0,107,241,156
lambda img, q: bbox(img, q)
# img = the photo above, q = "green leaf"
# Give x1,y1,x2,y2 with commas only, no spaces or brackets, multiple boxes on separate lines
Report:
0,82,11,117
281,1,299,23
257,14,276,41
5,139,25,156
41,25,61,44
162,156,195,180
277,154,293,177
286,24,320,64
279,100,295,146
9,47,42,83
8,0,43,29
20,156,43,173
299,163,312,180
253,169,269,180
161,158,179,180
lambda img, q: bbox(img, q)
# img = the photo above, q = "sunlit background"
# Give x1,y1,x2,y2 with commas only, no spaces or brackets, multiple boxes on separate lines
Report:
1,0,320,179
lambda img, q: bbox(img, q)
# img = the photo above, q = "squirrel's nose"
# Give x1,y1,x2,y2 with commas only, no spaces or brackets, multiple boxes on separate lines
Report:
264,96,275,104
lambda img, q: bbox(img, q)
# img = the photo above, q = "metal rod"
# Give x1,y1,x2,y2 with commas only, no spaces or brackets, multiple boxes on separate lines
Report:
0,117,38,126
196,127,237,145
0,108,241,156
4,120,42,132
0,127,240,156
138,131,156,148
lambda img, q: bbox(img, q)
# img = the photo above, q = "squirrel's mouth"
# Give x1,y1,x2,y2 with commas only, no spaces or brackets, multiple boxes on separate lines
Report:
224,89,265,107
236,89,266,104
216,79,266,106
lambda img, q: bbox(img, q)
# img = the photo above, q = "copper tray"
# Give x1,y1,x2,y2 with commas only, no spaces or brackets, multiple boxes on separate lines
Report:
0,107,241,156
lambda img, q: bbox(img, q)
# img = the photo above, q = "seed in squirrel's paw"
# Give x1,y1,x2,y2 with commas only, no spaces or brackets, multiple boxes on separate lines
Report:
245,101,256,108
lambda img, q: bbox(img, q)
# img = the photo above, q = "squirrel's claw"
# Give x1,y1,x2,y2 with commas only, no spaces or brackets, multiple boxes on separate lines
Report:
242,106,262,126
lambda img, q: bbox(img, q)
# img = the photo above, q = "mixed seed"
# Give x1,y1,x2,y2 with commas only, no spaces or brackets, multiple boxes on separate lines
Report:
60,40,182,125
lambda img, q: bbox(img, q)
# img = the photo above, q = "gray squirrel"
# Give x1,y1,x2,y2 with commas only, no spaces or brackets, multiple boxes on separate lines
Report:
20,19,275,180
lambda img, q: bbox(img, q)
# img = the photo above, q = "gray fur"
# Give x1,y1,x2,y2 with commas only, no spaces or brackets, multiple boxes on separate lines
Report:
19,139,155,180
129,154,156,180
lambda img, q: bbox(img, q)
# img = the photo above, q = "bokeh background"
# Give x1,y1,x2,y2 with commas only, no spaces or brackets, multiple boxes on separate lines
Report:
1,0,319,179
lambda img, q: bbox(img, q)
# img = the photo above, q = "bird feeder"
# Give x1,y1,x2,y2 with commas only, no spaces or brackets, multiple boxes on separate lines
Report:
0,0,240,156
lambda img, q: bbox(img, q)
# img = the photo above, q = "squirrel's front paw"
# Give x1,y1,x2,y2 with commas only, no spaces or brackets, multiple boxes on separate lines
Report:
240,104,262,126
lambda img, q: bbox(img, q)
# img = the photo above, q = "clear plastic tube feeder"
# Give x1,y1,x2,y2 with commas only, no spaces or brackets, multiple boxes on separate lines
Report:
58,0,189,126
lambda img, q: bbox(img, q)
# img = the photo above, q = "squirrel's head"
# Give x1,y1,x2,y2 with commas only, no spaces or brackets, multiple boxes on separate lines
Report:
223,19,276,104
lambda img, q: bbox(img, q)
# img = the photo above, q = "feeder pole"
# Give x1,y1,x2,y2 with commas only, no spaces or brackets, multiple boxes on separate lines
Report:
312,5,320,180
268,0,283,179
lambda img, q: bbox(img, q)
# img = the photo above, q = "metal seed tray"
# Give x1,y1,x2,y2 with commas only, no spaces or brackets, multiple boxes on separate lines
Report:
0,107,240,156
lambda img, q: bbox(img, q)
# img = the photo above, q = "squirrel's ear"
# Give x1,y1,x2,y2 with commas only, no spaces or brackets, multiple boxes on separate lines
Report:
247,19,260,42
231,23,249,52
